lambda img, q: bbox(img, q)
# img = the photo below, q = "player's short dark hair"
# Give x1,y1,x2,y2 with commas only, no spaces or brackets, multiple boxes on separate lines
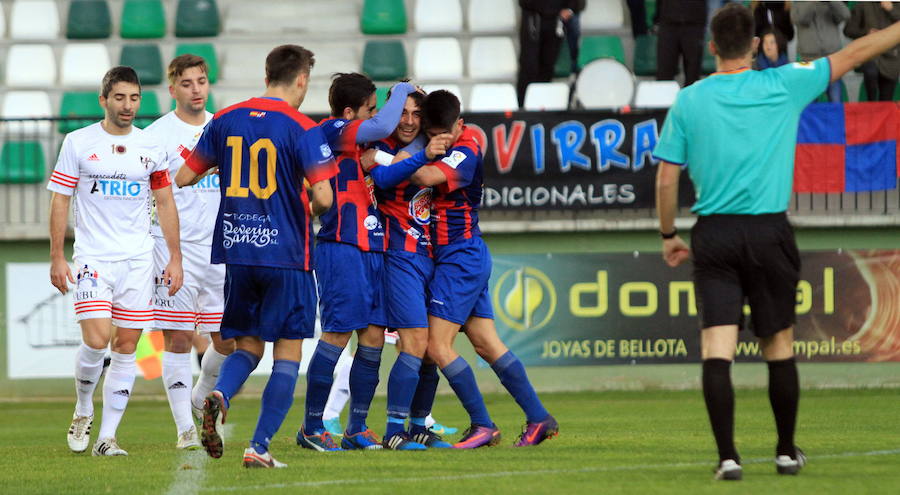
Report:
711,3,755,60
421,90,460,132
328,72,376,116
266,44,315,86
100,66,141,98
167,54,209,85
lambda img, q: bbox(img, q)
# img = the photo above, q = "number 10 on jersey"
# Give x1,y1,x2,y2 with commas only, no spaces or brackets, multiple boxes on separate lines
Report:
225,136,277,199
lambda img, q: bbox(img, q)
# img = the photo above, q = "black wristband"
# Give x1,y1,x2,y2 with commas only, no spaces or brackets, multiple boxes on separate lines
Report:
660,228,677,239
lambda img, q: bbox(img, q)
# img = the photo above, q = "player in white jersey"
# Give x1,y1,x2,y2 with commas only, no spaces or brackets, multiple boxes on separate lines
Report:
49,67,184,457
146,54,233,450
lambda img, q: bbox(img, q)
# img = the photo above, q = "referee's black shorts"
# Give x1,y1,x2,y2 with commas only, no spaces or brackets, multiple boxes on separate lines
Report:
690,212,800,338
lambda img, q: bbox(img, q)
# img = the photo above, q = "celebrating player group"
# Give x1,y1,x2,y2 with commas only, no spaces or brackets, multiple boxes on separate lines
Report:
47,45,557,468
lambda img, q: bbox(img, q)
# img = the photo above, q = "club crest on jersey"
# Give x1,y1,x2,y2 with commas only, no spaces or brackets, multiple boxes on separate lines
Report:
409,187,433,226
441,150,466,169
75,265,100,300
111,145,126,154
153,274,174,308
140,156,152,169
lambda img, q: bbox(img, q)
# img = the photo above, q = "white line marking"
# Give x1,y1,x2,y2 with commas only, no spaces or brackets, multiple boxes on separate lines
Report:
201,448,900,492
166,424,233,495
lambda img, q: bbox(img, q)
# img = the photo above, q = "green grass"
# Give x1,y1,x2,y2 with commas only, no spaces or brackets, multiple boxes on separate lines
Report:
1,389,898,494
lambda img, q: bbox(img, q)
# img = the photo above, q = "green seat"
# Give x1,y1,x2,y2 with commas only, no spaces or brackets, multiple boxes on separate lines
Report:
135,92,161,129
120,44,164,85
170,92,216,113
702,38,716,75
857,83,900,102
121,0,167,39
361,0,407,34
175,0,221,37
0,142,45,184
362,41,407,81
578,36,625,68
633,34,657,77
59,92,104,134
554,44,572,78
376,87,390,108
66,0,112,39
646,0,656,28
175,43,218,83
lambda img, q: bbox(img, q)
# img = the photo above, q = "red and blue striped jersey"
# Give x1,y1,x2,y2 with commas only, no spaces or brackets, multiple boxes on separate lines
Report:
430,126,483,248
316,118,385,252
185,97,338,271
371,137,433,257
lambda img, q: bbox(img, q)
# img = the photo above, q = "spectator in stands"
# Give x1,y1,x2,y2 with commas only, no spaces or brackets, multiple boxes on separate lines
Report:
752,1,794,46
627,0,648,37
657,0,706,86
844,1,900,101
707,0,737,29
792,1,850,102
755,28,789,70
516,0,585,107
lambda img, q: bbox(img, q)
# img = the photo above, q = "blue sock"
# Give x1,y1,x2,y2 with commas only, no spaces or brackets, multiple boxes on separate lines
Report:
441,356,492,427
491,351,549,423
303,340,343,433
347,345,382,435
385,352,422,438
251,360,299,454
214,349,260,408
409,362,439,435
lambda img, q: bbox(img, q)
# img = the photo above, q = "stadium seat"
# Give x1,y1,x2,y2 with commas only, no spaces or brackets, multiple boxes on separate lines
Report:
170,92,216,113
0,141,45,184
0,7,6,38
421,84,464,110
578,36,626,69
135,91,161,128
468,37,517,80
468,0,515,34
362,40,408,81
646,0,656,28
360,0,407,34
414,0,462,33
66,0,112,39
175,43,218,83
524,82,570,111
121,0,167,39
469,83,518,112
10,1,60,39
120,44,164,85
554,44,573,78
581,0,625,30
175,0,221,37
1,91,53,136
61,44,111,87
414,38,463,81
857,83,900,102
576,59,634,109
59,92,104,134
5,45,56,87
633,35,657,77
375,86,390,108
633,80,680,108
302,83,332,115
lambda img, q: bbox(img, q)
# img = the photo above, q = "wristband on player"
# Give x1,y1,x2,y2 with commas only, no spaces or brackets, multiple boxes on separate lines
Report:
374,150,395,166
660,228,677,239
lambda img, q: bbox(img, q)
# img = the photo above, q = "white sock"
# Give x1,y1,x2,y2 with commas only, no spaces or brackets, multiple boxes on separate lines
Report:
425,414,436,428
192,347,227,410
98,352,136,439
162,351,194,435
323,355,353,421
74,343,106,417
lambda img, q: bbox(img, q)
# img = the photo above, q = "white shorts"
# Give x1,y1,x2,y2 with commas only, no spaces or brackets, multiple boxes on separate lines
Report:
72,255,154,329
152,237,225,332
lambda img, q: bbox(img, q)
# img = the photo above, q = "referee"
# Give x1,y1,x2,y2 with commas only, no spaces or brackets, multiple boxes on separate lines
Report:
654,3,900,481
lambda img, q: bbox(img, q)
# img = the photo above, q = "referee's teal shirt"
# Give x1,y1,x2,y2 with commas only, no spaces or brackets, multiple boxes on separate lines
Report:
653,58,831,215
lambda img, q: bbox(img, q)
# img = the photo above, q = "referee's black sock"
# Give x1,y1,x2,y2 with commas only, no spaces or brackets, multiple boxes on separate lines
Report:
702,358,739,463
767,357,799,457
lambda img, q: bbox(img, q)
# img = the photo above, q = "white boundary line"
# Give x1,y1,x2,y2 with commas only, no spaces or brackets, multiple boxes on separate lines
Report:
201,448,900,492
166,424,233,495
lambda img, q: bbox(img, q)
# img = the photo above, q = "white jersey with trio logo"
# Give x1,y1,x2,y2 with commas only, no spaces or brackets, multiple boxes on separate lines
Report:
146,110,217,244
47,122,168,261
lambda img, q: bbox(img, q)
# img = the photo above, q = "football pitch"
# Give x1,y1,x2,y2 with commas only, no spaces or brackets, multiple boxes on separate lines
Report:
1,388,898,494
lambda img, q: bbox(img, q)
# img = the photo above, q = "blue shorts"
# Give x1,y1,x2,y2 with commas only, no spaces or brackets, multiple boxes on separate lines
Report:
428,237,494,326
220,264,316,342
316,241,387,332
384,250,434,329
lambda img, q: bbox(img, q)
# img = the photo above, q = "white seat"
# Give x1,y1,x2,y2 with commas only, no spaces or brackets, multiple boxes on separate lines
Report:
225,0,357,35
414,0,462,33
468,37,517,80
524,82,570,111
1,91,53,135
0,7,7,38
581,0,625,30
301,83,333,116
634,81,681,109
468,0,515,33
61,44,111,87
576,59,634,109
414,38,463,81
421,84,465,110
10,1,60,39
222,44,269,84
5,45,56,87
469,83,518,112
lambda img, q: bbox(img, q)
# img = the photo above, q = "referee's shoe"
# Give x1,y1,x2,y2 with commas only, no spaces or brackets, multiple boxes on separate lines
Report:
776,448,807,475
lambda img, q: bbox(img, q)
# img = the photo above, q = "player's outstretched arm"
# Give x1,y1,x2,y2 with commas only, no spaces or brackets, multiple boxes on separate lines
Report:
153,186,184,296
49,192,74,294
365,134,452,189
310,179,334,216
356,82,416,143
655,161,689,268
829,20,900,82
